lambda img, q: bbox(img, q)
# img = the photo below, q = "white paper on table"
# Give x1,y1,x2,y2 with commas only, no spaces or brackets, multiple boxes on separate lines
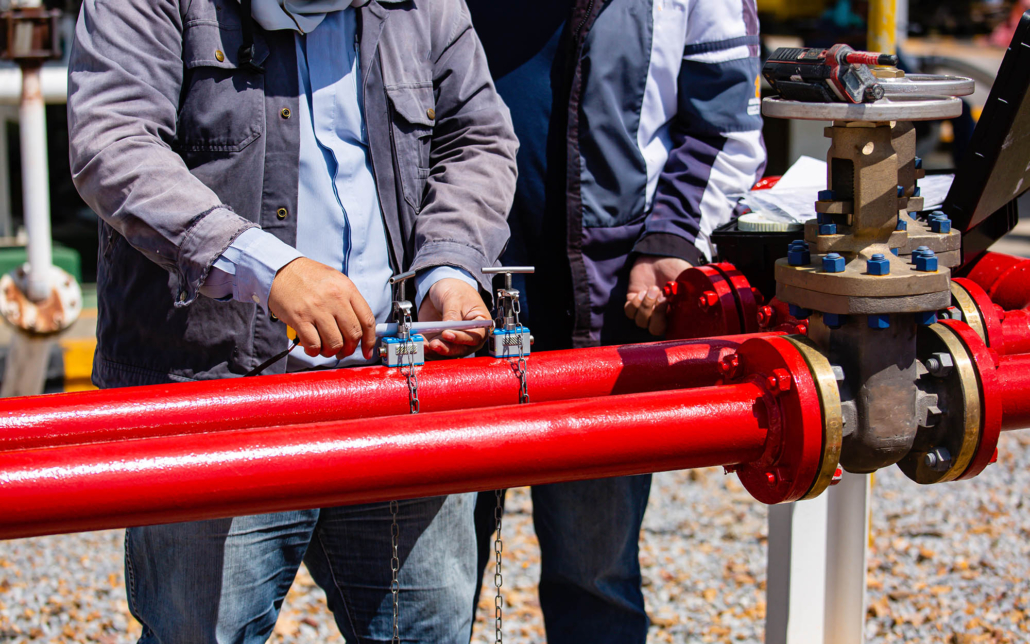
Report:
734,155,955,224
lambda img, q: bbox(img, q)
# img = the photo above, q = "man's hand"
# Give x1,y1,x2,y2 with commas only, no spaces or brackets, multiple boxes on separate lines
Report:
624,256,692,336
418,278,492,358
268,258,377,360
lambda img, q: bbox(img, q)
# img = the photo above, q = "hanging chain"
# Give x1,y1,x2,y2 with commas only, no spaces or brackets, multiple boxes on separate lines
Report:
511,298,529,405
493,488,504,643
400,309,420,415
390,499,401,644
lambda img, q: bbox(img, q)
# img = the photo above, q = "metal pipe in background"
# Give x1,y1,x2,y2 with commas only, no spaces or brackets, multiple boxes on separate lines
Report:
0,383,773,540
18,63,51,303
0,334,772,452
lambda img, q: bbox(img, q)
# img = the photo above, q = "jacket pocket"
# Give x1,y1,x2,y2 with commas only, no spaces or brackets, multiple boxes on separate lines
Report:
177,21,268,154
386,83,435,211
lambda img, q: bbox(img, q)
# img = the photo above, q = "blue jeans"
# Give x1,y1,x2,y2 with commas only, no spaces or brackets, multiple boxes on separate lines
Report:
474,475,652,644
125,494,476,644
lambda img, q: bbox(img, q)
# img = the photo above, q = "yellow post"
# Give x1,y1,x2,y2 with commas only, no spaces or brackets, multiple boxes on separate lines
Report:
867,0,897,54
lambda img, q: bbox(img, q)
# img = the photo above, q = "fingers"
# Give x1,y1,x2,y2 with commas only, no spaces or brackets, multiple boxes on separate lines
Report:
295,322,322,358
648,301,668,337
314,312,346,358
634,286,662,329
350,293,378,360
624,291,644,321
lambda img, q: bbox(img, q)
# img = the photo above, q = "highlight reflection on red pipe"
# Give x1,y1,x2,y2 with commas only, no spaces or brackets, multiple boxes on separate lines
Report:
998,353,1030,432
0,384,771,540
0,335,771,452
963,252,1030,311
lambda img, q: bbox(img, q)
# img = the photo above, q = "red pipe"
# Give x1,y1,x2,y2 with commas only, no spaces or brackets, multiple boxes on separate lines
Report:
999,308,1030,356
998,353,1030,432
0,383,772,540
963,252,1030,311
0,335,764,453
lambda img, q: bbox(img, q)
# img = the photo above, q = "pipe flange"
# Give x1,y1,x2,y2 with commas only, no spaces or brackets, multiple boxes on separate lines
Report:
732,335,829,504
938,320,1002,481
898,323,982,484
783,335,844,500
763,95,963,122
666,265,742,340
0,265,82,336
878,74,975,97
950,278,1003,350
712,263,761,335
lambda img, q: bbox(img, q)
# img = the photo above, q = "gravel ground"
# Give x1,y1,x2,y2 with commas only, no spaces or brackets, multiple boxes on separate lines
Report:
1,432,1028,643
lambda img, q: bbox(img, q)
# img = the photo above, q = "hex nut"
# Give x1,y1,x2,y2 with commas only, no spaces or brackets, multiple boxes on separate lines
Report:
867,253,890,275
823,253,846,273
819,223,838,236
925,351,954,378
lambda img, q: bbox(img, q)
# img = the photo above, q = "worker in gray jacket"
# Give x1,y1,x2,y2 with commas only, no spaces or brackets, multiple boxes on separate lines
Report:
67,0,517,642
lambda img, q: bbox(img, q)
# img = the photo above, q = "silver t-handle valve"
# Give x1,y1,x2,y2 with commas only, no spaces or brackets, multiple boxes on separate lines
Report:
388,270,417,340
483,266,534,331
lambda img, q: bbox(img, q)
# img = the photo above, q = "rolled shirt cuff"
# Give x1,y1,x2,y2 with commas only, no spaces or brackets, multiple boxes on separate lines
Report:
199,228,304,312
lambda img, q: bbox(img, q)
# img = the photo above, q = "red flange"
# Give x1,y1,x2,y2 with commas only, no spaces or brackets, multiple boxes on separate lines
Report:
951,278,1004,350
665,262,761,340
962,252,1030,311
731,335,828,503
937,319,1003,481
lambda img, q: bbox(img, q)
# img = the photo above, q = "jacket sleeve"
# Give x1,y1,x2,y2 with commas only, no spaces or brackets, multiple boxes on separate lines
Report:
634,0,766,265
408,0,518,294
68,0,257,307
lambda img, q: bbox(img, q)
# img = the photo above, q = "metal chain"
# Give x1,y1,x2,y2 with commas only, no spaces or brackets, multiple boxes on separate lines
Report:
493,489,504,643
390,500,401,644
511,298,529,405
401,309,420,415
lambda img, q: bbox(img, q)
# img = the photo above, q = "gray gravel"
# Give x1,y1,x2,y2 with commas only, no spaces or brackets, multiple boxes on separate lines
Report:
1,432,1028,643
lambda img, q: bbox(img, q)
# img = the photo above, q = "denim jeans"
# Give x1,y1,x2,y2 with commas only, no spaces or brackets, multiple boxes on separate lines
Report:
125,494,477,644
473,475,652,644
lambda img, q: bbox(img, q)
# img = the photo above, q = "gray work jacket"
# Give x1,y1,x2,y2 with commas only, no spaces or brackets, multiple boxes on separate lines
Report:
68,0,518,387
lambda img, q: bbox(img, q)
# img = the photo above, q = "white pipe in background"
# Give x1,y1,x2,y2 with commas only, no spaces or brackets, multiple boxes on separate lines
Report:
19,65,52,302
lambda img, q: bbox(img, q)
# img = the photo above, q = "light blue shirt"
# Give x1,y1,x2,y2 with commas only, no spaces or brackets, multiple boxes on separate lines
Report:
200,8,476,368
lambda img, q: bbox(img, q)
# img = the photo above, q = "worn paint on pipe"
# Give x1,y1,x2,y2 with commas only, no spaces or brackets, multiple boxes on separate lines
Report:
0,384,772,539
0,335,772,452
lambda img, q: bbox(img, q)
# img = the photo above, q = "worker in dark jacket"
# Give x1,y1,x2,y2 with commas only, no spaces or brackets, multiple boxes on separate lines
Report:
467,0,766,641
68,0,517,642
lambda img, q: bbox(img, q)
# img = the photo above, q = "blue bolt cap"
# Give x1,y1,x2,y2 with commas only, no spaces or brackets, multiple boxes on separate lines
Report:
818,189,836,201
897,185,905,197
868,314,890,330
867,254,890,275
817,212,834,225
914,245,931,255
819,223,838,236
915,252,939,272
787,248,811,266
789,304,811,319
823,313,847,328
896,218,908,231
917,310,938,326
891,248,900,256
914,156,923,169
913,187,922,197
930,217,951,234
823,253,846,273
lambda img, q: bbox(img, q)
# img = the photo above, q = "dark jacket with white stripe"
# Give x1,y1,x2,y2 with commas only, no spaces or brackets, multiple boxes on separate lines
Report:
470,0,766,349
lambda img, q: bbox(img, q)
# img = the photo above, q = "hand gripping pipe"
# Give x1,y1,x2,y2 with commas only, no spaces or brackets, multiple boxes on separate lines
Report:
0,383,773,540
0,335,771,452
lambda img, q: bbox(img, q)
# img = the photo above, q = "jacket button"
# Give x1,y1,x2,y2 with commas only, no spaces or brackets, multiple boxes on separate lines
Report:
214,50,225,63
280,107,291,119
426,108,435,120
276,207,288,220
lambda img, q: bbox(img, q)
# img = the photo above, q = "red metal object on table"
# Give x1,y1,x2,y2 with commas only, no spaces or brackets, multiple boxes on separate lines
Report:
0,335,776,452
728,335,827,503
997,352,1030,432
664,263,761,340
937,320,1003,480
0,384,775,540
962,251,1030,311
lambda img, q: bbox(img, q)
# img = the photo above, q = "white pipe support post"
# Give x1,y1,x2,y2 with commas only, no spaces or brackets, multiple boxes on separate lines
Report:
19,64,52,303
765,472,872,644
